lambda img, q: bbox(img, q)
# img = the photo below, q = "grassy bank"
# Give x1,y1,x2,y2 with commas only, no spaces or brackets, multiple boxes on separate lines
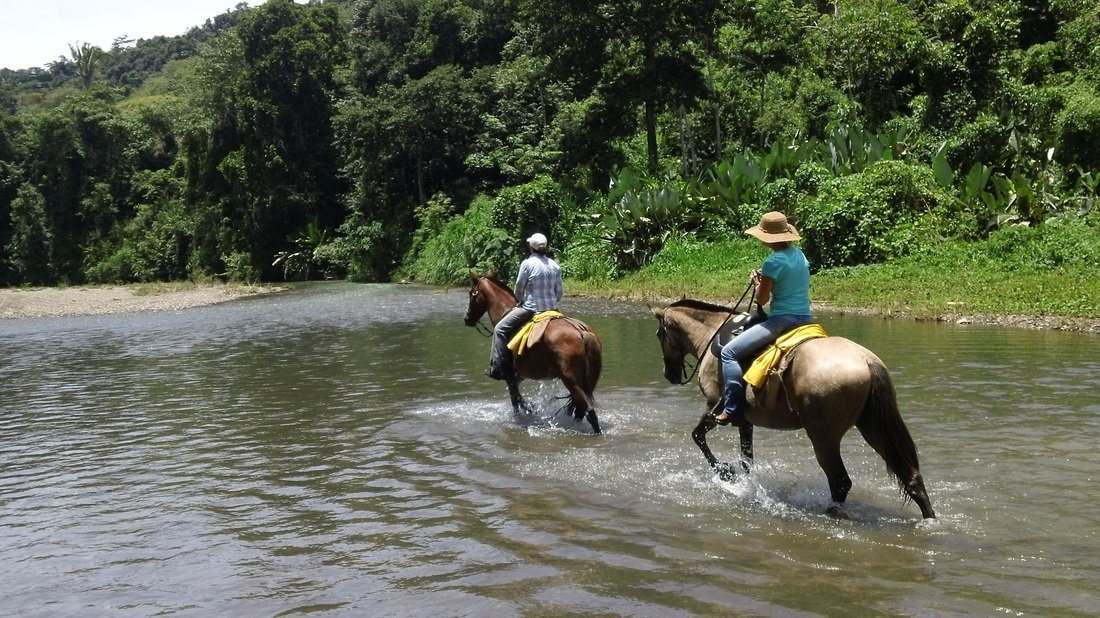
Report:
565,230,1100,330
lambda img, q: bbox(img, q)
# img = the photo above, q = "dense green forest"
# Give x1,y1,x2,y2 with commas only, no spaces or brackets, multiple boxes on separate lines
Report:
0,0,1097,289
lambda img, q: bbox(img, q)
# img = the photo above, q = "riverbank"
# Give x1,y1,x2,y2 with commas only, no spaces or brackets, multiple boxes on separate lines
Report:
564,236,1100,334
0,283,285,319
4,276,1096,332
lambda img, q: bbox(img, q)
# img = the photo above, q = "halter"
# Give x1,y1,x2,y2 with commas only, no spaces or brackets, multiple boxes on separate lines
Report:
663,281,757,385
467,277,515,337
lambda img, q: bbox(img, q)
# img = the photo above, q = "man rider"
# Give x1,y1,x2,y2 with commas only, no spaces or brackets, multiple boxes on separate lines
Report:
486,232,563,380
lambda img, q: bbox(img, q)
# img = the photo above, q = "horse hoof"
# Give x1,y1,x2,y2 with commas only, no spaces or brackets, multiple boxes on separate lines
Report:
826,505,850,520
714,462,738,482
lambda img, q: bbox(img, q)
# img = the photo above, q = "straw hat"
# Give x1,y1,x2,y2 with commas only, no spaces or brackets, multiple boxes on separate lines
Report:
745,211,801,242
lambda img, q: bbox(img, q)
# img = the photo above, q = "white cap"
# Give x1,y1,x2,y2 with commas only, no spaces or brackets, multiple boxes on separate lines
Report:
527,233,548,250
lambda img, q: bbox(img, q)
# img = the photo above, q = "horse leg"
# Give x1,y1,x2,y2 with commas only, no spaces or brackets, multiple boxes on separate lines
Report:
904,474,936,520
584,407,601,435
505,379,532,415
563,381,601,435
691,412,740,481
809,438,853,517
738,423,754,472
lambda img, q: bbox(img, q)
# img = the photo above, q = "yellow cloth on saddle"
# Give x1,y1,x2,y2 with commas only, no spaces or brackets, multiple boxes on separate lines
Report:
507,310,565,355
743,323,828,388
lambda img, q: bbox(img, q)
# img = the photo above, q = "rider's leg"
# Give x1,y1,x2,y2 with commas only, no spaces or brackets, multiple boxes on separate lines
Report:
488,307,533,380
715,317,808,424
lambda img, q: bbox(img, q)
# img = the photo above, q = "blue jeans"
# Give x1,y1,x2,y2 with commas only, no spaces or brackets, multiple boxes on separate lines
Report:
719,314,814,416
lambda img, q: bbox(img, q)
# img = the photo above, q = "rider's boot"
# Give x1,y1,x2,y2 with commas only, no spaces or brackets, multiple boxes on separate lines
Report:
486,355,515,381
711,385,744,426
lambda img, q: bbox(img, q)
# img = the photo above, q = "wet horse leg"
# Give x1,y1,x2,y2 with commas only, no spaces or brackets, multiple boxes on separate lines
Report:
809,437,853,516
562,379,601,435
691,412,753,480
505,379,533,414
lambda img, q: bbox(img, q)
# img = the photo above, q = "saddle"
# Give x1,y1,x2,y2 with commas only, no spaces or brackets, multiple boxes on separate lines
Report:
507,310,586,355
742,323,828,411
712,312,827,384
708,310,767,359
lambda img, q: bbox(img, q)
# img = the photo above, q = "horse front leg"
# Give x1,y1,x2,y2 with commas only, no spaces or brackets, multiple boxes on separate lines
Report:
738,423,754,472
505,379,532,415
691,412,737,481
691,413,755,481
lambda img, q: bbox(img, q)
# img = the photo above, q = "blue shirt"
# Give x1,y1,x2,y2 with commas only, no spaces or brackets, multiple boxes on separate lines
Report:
761,246,811,316
514,253,563,312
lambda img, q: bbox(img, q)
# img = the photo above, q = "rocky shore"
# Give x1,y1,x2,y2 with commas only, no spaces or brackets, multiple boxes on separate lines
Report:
3,283,1097,332
0,284,284,319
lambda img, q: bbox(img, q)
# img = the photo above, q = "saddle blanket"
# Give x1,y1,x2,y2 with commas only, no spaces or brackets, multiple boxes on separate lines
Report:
507,310,565,355
743,323,828,388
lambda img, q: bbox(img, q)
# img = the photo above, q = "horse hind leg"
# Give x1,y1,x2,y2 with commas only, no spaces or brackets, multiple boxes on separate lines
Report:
810,438,853,517
584,406,601,435
567,386,601,435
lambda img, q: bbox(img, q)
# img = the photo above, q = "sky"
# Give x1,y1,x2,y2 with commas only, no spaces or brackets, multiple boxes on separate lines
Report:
0,1,304,71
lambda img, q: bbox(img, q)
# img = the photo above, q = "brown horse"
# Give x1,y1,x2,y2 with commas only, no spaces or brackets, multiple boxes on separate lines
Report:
651,299,935,519
464,272,603,434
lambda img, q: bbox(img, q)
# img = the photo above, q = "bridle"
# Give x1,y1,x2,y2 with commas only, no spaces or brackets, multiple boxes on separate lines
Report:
465,282,494,336
660,282,757,386
466,277,515,337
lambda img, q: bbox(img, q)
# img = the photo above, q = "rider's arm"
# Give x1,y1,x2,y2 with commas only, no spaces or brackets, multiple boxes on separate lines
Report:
752,269,772,307
514,262,530,302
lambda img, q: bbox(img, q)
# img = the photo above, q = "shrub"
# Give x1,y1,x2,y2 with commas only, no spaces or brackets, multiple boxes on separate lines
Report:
401,196,516,285
559,227,616,281
1056,90,1100,170
491,175,566,246
978,217,1100,270
222,251,258,284
313,213,385,282
799,160,957,269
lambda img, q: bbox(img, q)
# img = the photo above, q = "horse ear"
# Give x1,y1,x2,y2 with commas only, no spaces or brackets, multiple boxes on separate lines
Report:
648,304,665,318
469,270,480,282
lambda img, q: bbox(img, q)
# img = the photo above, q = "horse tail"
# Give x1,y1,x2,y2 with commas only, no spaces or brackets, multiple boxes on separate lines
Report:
582,329,602,396
567,328,602,431
856,361,923,496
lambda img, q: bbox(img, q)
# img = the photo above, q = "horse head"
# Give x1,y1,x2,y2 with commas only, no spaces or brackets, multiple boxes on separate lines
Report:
464,271,489,327
650,304,691,384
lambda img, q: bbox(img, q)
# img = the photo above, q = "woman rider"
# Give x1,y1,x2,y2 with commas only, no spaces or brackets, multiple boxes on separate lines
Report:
714,212,814,425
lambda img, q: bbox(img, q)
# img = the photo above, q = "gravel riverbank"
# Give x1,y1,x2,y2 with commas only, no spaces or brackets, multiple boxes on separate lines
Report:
0,284,284,319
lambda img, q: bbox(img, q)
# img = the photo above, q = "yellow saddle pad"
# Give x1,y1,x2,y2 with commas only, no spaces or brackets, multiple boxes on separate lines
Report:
743,323,828,387
507,310,565,355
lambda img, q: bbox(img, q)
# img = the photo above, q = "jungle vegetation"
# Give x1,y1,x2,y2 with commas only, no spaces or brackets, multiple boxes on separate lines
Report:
1,0,1097,317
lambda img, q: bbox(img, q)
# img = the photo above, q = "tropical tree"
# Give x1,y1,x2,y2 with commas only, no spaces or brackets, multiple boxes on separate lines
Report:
68,42,104,89
517,0,719,174
184,0,346,279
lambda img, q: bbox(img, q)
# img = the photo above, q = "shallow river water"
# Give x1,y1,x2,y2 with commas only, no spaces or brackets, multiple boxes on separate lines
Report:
2,282,1098,617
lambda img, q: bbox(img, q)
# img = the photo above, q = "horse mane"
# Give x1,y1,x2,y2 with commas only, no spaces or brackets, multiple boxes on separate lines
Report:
480,272,517,300
667,298,737,314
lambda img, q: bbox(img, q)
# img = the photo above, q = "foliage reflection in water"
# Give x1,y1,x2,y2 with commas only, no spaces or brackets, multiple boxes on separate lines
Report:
1,282,1098,616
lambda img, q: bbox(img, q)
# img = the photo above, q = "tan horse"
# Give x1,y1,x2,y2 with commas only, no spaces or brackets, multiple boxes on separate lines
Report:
465,272,603,434
651,299,935,519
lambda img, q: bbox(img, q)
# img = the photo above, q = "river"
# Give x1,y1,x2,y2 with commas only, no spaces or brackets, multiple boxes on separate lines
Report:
2,282,1098,616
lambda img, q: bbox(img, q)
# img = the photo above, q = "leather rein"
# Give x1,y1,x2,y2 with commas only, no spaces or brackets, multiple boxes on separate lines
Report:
669,282,756,385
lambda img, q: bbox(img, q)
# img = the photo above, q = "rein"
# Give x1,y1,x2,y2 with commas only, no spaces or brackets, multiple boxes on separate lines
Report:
469,277,515,337
473,319,493,337
668,281,757,385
